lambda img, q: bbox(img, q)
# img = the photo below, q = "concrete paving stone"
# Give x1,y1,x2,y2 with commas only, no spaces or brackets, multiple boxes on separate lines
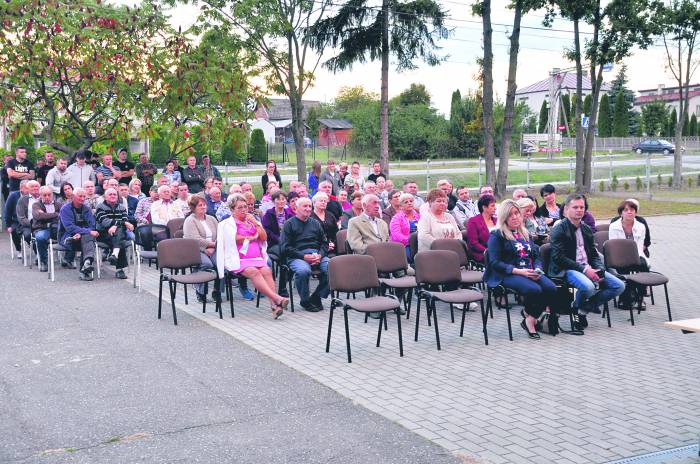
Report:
26,214,698,464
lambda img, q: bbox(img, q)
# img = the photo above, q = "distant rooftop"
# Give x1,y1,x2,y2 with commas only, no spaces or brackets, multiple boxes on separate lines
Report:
318,119,353,129
517,72,611,95
254,98,321,121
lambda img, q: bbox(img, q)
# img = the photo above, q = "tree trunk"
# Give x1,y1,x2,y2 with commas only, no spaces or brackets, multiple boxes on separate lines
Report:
582,68,604,192
573,18,585,192
286,34,306,181
380,0,390,176
495,0,522,198
481,0,496,187
672,36,691,189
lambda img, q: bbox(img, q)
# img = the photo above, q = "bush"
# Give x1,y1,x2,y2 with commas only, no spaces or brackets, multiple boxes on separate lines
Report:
668,175,673,187
697,174,700,187
623,181,630,191
598,180,605,192
611,174,619,192
248,129,267,163
635,176,642,191
689,177,694,189
657,173,662,186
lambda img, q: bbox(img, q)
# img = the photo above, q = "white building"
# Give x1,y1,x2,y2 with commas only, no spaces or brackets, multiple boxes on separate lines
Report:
516,72,610,120
251,98,319,144
634,83,700,118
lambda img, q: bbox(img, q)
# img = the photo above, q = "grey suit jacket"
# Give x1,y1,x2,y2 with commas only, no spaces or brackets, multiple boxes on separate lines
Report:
346,214,389,255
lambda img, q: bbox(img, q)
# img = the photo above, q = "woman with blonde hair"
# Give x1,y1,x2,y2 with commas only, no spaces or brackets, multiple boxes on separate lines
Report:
483,200,557,339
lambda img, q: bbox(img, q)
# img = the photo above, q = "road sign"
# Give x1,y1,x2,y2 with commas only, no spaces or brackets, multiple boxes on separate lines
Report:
581,116,590,128
558,125,566,131
602,63,614,72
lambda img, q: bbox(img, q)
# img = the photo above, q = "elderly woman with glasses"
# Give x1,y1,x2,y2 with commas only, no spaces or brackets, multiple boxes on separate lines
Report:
390,193,420,258
311,191,338,253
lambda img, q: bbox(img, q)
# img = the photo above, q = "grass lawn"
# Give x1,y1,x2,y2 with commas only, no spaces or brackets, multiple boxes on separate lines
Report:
586,194,700,219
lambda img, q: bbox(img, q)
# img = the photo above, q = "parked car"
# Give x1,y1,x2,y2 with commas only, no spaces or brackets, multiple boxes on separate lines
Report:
632,139,675,155
521,142,538,154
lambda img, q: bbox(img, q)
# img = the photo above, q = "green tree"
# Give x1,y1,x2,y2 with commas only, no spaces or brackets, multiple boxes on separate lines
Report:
656,0,700,188
538,101,548,133
248,129,267,163
613,92,631,138
569,93,578,136
306,106,321,144
690,113,698,136
583,94,592,118
186,0,330,182
334,86,378,114
682,111,690,135
641,101,669,136
667,108,678,137
0,0,175,155
598,93,612,137
396,83,432,107
609,64,636,135
307,0,448,175
449,89,464,143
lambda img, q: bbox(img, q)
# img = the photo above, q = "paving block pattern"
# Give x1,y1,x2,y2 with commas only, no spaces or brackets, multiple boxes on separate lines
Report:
135,214,700,464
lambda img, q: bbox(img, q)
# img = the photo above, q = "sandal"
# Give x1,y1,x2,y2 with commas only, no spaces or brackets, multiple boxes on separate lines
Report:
271,304,284,319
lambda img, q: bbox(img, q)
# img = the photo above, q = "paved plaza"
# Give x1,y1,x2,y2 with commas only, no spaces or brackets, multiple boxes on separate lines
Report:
2,214,700,463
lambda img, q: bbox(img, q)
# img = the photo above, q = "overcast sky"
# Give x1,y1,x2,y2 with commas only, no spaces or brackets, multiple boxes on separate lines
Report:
151,0,684,116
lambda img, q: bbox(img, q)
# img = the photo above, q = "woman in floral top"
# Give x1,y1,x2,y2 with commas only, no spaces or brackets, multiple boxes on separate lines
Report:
483,200,557,339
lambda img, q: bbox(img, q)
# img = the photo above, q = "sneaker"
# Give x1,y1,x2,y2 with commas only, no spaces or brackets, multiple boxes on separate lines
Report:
81,258,94,274
115,269,127,279
39,262,48,272
196,293,213,303
369,312,382,319
239,288,255,301
62,260,76,269
107,254,118,266
79,271,94,281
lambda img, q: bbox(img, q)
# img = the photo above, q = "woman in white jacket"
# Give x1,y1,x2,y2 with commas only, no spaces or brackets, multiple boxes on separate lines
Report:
217,194,289,319
609,200,649,270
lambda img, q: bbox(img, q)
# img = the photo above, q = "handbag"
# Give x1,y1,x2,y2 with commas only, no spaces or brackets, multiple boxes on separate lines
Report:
536,312,559,336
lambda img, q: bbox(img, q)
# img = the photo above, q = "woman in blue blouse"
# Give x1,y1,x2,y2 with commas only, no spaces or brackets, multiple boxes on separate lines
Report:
484,199,557,339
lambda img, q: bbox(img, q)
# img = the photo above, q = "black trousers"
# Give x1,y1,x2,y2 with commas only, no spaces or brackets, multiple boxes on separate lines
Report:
98,228,129,269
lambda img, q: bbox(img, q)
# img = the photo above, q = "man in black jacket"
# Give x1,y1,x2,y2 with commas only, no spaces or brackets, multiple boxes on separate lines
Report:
549,193,625,328
281,197,329,311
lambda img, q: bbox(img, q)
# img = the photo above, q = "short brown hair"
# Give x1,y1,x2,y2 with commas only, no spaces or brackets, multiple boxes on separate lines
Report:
617,200,638,216
426,188,447,204
350,191,363,201
188,194,206,212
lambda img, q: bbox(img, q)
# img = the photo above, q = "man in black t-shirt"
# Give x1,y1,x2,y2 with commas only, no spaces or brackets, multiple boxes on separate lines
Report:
113,148,135,184
35,151,55,186
6,146,35,192
366,160,386,183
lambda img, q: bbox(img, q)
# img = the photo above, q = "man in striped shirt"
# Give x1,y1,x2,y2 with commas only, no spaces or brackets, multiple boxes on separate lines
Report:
95,188,134,279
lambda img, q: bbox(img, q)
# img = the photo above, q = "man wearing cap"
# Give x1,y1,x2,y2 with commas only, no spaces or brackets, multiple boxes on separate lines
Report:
200,154,221,180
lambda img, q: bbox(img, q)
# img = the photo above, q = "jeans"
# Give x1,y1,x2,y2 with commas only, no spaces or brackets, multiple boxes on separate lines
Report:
35,226,57,264
501,274,557,318
98,228,131,269
565,270,625,314
288,248,329,304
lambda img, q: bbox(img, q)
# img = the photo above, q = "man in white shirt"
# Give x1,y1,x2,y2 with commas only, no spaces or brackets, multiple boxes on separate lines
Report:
174,183,191,216
452,186,479,228
150,185,184,225
45,157,71,196
402,180,424,209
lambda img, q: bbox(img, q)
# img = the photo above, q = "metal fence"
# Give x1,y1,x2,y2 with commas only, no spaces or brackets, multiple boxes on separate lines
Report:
561,136,700,151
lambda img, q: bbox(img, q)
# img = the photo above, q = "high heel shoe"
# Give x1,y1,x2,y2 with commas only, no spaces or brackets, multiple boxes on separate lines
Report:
521,319,540,339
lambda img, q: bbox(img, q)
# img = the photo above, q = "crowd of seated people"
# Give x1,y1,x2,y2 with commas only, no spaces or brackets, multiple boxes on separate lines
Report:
4,149,658,336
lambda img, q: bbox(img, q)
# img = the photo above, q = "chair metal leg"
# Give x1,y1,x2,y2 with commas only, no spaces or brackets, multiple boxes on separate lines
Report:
505,297,513,341
383,310,388,331
629,288,636,326
343,308,351,363
664,284,672,321
325,301,335,352
406,288,413,319
287,269,295,312
169,281,178,325
414,294,422,342
459,303,467,337
158,275,164,319
432,298,441,351
202,282,208,313
650,286,655,305
449,303,454,323
480,300,488,345
49,242,55,282
227,274,235,318
604,302,611,327
376,311,384,347
395,308,404,357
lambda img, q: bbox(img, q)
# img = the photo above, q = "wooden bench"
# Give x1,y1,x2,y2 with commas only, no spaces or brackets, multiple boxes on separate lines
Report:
664,318,700,334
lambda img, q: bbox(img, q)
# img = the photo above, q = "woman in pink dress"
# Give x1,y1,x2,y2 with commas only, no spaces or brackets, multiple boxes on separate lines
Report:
217,194,289,319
